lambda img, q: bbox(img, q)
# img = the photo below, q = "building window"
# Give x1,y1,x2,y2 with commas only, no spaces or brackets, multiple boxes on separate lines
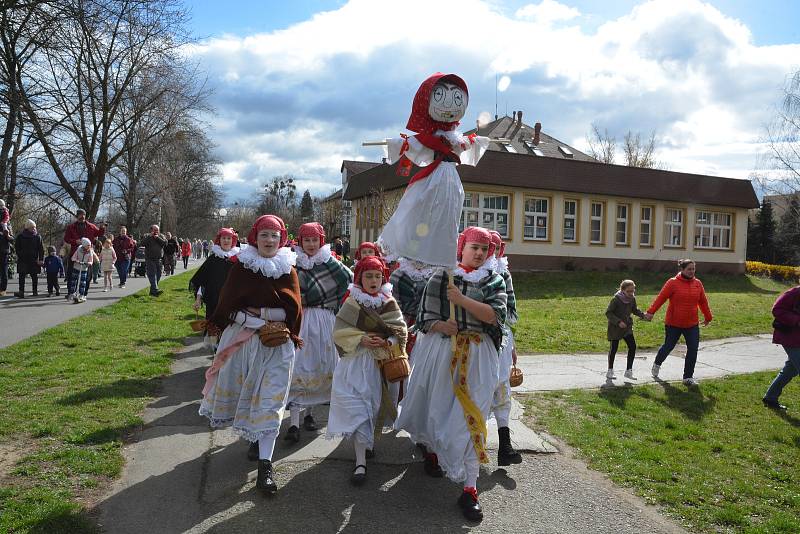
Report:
343,199,352,208
615,203,629,245
664,207,684,247
459,192,510,238
640,205,653,247
523,197,549,241
563,199,578,243
695,210,732,249
590,201,605,244
342,213,351,236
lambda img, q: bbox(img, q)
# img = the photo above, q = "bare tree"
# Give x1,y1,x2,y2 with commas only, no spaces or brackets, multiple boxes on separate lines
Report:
586,123,616,163
756,69,800,195
259,175,298,225
622,130,660,168
14,0,191,219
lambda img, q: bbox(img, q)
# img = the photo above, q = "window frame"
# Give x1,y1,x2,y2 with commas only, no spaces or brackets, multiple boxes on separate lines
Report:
694,209,735,251
639,204,655,248
460,190,513,240
523,195,553,242
562,198,580,245
614,202,631,247
663,206,687,249
589,200,607,246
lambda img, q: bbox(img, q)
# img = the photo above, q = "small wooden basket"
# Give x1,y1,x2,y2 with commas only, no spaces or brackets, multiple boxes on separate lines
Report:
189,312,207,332
509,364,524,388
382,356,411,383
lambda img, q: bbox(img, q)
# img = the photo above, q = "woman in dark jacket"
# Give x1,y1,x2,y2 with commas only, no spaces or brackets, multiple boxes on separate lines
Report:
14,219,45,298
763,286,800,410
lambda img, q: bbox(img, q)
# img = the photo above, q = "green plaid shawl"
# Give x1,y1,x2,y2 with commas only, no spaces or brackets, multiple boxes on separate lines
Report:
416,269,507,350
500,270,518,326
389,269,426,323
297,258,353,312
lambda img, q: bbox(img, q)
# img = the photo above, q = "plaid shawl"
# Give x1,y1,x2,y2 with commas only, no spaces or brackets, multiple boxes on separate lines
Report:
334,296,408,359
500,270,518,325
416,269,507,350
389,269,427,323
298,257,353,311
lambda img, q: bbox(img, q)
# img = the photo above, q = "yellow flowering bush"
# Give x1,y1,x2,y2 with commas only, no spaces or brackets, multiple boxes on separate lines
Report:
746,261,800,282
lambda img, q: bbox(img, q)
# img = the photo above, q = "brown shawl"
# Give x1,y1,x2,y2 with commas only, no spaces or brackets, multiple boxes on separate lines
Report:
334,296,408,358
211,261,303,347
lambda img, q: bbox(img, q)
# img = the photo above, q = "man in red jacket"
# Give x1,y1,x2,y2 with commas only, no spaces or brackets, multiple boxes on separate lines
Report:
63,209,101,298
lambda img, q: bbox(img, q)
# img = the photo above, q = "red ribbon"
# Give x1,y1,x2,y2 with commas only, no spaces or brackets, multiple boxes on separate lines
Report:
395,133,461,187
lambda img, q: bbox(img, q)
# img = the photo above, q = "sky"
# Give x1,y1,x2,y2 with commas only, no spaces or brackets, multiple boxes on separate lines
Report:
183,0,800,201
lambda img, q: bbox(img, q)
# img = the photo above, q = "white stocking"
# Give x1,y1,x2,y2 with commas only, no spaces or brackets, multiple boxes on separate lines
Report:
464,449,480,490
258,436,276,461
353,439,367,474
290,407,301,428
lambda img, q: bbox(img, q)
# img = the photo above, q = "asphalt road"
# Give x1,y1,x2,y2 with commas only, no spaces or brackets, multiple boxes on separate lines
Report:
0,257,202,349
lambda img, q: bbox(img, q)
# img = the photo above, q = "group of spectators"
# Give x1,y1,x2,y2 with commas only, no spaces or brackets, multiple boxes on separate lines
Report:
0,209,212,300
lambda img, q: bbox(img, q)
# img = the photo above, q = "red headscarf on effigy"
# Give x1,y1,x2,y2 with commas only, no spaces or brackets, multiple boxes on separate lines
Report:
298,222,326,246
247,215,287,247
457,226,496,261
214,227,238,245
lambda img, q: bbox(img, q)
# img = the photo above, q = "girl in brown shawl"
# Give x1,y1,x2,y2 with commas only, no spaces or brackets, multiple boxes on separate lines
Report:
327,255,407,486
199,215,302,496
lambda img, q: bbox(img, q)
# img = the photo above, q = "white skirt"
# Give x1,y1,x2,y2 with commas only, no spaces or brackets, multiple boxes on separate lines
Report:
377,161,463,267
395,331,499,483
199,323,295,442
326,350,384,448
287,307,338,409
491,330,515,419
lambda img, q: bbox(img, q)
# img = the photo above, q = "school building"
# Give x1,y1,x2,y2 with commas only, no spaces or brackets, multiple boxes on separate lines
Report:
334,114,758,273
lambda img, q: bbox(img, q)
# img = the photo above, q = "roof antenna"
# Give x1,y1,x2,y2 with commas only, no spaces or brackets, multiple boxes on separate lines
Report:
494,73,498,120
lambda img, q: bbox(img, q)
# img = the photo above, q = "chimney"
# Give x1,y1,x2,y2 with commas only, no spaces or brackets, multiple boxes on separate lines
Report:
533,122,541,145
512,111,516,122
476,119,480,132
517,110,523,125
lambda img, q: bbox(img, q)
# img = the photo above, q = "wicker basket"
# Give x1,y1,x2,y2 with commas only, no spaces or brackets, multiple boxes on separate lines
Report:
189,313,207,332
509,364,524,387
382,356,410,383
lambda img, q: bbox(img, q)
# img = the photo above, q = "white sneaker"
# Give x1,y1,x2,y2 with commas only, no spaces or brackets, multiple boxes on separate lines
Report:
651,364,660,378
624,369,636,380
103,288,109,292
606,369,615,379
683,377,699,387
78,295,86,303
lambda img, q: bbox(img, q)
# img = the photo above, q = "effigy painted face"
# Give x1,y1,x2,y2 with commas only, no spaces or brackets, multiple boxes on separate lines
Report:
428,81,467,123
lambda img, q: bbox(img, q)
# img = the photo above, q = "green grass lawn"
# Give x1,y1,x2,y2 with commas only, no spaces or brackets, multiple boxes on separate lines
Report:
524,372,800,533
0,273,196,533
512,271,792,353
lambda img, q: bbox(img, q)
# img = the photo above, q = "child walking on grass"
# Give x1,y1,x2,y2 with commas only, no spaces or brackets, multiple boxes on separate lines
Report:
605,279,648,380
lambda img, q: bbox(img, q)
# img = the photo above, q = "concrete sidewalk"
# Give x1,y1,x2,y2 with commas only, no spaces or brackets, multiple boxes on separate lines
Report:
94,337,691,534
515,335,784,392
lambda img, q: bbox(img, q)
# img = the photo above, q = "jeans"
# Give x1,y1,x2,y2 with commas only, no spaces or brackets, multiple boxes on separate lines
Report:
0,253,7,292
654,325,701,379
70,269,88,297
609,334,637,370
145,259,162,294
115,258,130,285
66,259,91,295
764,346,800,402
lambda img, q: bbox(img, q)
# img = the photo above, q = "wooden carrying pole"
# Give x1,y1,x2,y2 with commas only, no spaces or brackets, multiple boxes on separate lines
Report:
362,137,510,147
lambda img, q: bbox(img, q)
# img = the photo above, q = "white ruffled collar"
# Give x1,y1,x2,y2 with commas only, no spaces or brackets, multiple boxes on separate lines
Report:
394,258,436,281
453,263,493,283
236,244,296,279
497,256,509,274
348,283,393,309
294,243,332,270
210,243,242,259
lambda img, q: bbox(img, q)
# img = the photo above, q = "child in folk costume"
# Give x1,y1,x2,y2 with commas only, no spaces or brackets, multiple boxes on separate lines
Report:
199,215,303,496
328,255,408,485
377,73,489,267
396,227,507,522
486,231,523,466
190,228,242,349
285,222,353,443
351,241,380,270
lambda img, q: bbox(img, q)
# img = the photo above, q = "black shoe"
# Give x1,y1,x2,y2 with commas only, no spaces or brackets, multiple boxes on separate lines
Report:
457,490,483,522
256,460,278,495
32,290,38,296
303,414,317,431
283,425,300,444
351,464,367,486
423,453,444,478
47,293,52,297
497,426,523,466
247,441,259,461
763,398,788,411
365,449,375,460
14,292,24,298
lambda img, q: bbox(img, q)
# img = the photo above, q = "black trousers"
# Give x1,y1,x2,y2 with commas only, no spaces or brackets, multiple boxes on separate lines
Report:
609,334,637,369
18,271,38,295
47,272,60,294
182,256,189,268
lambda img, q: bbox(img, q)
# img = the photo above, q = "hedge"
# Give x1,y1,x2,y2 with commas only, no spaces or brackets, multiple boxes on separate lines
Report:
746,261,800,282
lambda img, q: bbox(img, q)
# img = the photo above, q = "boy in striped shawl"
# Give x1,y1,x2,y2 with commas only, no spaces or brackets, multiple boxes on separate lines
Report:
395,226,507,522
285,222,353,444
487,230,522,466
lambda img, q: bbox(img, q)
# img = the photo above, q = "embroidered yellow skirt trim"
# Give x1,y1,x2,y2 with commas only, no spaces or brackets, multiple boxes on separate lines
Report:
450,332,489,464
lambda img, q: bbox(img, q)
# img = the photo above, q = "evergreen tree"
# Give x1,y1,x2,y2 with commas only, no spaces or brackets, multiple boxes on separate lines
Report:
300,190,314,221
757,200,776,263
774,199,800,265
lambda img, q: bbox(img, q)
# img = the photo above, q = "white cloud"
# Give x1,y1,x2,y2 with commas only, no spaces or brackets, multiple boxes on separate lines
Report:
515,0,581,25
187,0,800,200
